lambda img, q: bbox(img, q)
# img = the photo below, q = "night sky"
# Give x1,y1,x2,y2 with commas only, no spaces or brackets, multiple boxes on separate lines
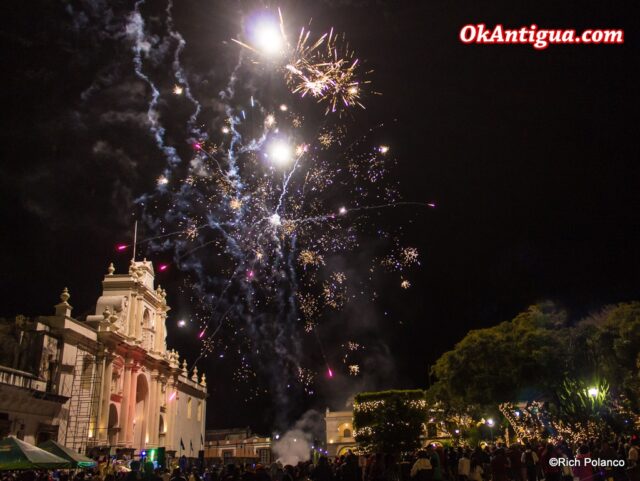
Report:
1,0,638,432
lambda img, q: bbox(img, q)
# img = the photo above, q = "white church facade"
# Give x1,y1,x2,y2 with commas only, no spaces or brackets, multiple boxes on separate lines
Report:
0,259,206,458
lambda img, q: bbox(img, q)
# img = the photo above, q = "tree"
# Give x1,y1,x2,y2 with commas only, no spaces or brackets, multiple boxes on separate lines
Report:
577,302,640,416
555,378,610,425
353,390,427,454
429,301,640,439
428,303,569,408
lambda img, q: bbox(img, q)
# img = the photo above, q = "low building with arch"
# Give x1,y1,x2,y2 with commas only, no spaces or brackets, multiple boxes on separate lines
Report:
0,259,207,459
325,408,357,457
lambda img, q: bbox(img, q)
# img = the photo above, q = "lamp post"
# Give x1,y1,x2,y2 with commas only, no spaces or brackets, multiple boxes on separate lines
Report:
486,418,495,441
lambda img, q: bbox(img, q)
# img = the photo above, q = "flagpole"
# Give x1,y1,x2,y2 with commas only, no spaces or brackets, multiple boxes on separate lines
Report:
132,220,138,262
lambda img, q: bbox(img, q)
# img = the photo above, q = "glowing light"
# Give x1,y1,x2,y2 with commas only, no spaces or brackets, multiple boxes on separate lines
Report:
588,387,599,397
221,126,230,134
269,213,282,226
229,198,243,210
275,434,280,440
247,270,255,279
193,142,202,150
267,140,293,166
295,144,308,156
199,329,206,338
279,104,288,112
378,145,389,154
252,19,284,56
304,80,323,96
486,418,495,427
116,244,128,252
454,429,460,434
157,175,169,186
338,206,347,215
327,367,334,378
264,114,276,127
173,85,183,95
427,202,436,208
400,280,411,289
158,264,169,272
168,391,177,402
178,320,186,328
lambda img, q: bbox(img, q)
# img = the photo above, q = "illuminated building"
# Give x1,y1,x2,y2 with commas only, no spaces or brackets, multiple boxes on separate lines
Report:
204,428,272,464
324,408,356,457
0,260,206,459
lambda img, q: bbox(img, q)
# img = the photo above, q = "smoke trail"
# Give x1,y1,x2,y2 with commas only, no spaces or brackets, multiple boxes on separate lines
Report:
165,0,202,137
126,0,181,178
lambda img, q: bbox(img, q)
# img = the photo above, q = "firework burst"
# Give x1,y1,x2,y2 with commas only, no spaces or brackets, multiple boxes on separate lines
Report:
122,6,429,400
232,11,372,115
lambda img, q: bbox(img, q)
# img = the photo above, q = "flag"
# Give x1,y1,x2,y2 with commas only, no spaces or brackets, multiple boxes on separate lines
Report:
180,438,185,450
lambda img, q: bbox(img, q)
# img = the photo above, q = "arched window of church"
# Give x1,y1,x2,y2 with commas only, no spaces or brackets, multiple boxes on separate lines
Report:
197,401,203,421
143,309,152,329
187,397,192,419
343,428,352,438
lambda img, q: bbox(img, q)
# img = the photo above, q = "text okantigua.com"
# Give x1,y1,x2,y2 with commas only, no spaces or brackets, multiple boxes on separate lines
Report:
459,24,624,49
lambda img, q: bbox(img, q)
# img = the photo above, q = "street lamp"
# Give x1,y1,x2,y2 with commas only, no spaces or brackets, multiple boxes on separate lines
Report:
486,418,495,441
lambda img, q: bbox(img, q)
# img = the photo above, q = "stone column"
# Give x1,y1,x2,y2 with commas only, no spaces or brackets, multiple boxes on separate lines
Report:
156,376,166,447
128,293,138,337
126,364,139,446
142,373,152,447
98,355,114,442
147,372,157,446
154,315,163,353
119,359,133,445
155,377,163,444
148,370,162,446
135,298,143,340
165,378,176,450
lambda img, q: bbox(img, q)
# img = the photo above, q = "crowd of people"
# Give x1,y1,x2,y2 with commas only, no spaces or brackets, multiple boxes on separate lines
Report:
402,438,640,481
3,437,640,481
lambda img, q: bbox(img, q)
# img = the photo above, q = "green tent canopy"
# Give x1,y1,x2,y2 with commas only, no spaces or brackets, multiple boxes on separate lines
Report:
38,440,97,469
0,437,70,471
